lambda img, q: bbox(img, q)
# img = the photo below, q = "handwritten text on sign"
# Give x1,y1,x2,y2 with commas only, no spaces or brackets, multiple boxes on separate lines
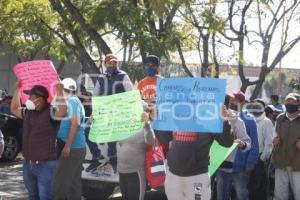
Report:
89,90,144,143
12,60,58,103
152,78,226,133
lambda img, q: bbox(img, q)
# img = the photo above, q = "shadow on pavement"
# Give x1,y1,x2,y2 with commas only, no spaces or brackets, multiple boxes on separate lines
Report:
0,156,27,199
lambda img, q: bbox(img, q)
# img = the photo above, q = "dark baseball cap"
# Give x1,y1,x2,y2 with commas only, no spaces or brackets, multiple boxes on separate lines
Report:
145,55,160,66
24,85,49,100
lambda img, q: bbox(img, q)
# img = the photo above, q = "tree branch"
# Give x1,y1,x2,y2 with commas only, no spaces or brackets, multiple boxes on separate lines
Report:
39,18,76,49
164,4,180,30
49,0,99,74
175,40,193,77
229,0,240,35
61,0,112,54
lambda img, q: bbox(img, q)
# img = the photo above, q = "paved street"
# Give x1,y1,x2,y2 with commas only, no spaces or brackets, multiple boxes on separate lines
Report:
0,156,166,200
0,158,27,199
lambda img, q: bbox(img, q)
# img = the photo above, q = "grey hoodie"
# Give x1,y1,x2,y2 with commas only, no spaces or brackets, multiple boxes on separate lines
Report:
117,126,155,173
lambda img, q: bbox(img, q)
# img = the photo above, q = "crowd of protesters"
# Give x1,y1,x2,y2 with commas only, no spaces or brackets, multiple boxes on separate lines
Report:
2,53,299,200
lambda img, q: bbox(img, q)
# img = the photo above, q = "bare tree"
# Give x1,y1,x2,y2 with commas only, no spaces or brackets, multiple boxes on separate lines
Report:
223,0,300,99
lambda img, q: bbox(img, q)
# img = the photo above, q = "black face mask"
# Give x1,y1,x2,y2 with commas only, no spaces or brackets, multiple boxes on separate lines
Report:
285,104,299,114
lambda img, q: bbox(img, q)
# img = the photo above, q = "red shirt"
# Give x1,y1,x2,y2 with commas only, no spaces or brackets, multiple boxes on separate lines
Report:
137,77,157,101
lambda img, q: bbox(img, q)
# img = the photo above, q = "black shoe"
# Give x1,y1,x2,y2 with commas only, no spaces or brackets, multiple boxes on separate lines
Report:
86,157,107,172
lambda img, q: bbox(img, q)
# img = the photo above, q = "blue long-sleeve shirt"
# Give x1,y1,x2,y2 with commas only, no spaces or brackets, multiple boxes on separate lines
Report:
233,112,259,172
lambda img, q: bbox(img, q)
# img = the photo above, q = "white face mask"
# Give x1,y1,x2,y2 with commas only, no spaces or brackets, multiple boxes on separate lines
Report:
25,99,36,110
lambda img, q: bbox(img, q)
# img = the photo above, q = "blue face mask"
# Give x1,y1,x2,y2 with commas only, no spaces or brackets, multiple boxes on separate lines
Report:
144,67,157,77
106,66,118,75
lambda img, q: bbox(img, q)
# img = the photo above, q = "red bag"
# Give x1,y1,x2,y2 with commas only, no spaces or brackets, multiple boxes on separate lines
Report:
145,141,166,188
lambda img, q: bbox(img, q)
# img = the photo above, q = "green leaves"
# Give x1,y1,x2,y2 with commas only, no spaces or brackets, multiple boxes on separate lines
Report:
0,0,62,61
201,9,225,34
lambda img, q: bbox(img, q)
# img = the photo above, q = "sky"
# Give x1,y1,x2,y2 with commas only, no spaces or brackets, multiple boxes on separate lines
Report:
107,1,300,70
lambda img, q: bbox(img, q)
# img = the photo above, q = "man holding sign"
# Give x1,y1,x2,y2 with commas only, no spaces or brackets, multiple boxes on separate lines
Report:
153,78,234,200
216,94,252,200
89,54,134,172
10,81,67,200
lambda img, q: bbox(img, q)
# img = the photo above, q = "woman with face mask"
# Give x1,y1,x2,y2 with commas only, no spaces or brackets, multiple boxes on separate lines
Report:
272,93,300,200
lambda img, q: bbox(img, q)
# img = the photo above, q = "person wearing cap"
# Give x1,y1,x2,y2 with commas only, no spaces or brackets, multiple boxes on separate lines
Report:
265,105,281,125
138,55,161,102
91,53,134,172
10,81,67,200
272,93,300,200
270,94,285,113
228,91,259,200
216,95,251,200
94,53,134,94
137,55,169,160
53,78,86,200
247,99,275,200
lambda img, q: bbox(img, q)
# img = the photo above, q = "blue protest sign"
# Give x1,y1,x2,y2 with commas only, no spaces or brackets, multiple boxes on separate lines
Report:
152,77,226,133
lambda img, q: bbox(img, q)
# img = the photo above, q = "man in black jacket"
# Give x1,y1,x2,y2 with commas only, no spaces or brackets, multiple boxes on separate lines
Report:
156,107,234,200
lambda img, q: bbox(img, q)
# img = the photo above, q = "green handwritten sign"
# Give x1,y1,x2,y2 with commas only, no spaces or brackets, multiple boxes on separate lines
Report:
89,90,144,143
208,141,237,176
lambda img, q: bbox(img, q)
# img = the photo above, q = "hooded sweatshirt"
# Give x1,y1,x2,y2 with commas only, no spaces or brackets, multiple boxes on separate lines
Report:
117,125,155,173
254,113,275,162
219,110,251,172
232,112,259,172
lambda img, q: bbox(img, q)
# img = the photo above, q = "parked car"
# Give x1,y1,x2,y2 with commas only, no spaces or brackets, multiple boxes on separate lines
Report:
0,112,22,161
81,144,118,199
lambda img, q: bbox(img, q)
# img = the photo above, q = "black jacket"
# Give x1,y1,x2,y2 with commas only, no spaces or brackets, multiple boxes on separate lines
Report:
155,121,233,176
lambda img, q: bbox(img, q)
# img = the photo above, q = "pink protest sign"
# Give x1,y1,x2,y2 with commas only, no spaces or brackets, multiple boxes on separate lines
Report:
12,60,58,104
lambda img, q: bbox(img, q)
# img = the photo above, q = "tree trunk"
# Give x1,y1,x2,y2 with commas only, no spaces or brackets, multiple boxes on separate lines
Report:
128,41,134,62
250,66,270,99
212,34,219,78
121,36,128,67
176,40,193,77
201,34,209,77
62,0,112,54
238,35,249,93
57,59,66,74
49,0,99,74
250,80,264,100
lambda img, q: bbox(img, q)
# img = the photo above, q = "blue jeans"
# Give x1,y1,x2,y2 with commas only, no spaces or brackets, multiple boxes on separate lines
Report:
217,170,249,200
23,160,56,200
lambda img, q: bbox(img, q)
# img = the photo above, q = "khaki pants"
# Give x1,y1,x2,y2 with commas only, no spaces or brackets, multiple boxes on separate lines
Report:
274,168,300,200
165,169,211,200
53,148,86,200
